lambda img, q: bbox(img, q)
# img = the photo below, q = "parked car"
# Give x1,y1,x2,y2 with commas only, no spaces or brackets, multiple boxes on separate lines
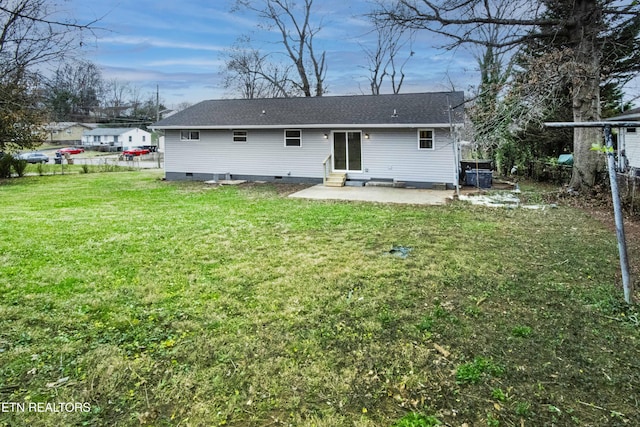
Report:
56,147,84,155
122,147,150,157
18,152,49,164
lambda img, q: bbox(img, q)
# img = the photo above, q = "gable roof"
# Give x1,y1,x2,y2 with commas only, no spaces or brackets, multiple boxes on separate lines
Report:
608,107,640,121
84,127,149,136
151,92,465,130
45,122,97,131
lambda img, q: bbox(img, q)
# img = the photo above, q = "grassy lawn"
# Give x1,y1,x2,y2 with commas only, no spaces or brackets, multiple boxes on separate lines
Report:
0,171,638,426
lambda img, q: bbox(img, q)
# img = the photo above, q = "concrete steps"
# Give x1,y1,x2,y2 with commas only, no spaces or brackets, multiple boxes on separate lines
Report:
325,172,346,187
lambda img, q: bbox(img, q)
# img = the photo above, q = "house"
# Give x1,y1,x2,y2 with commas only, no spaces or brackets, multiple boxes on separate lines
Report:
82,127,152,151
44,122,97,145
608,107,640,173
150,92,465,188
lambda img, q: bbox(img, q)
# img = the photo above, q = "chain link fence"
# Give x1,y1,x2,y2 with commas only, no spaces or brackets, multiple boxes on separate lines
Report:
617,170,640,216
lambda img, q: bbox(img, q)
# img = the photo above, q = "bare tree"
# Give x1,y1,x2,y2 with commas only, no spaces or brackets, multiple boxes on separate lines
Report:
0,0,97,73
222,37,294,98
362,21,415,95
233,0,327,97
102,78,131,120
373,0,640,191
1,0,98,152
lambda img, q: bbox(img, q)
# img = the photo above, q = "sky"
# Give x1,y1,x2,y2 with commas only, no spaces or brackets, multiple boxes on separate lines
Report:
61,0,480,109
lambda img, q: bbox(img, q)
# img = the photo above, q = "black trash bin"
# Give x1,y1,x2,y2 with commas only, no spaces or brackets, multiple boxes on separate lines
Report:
465,169,492,188
54,157,62,165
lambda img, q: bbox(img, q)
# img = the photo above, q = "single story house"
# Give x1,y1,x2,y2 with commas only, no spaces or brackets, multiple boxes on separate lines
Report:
150,92,465,188
608,107,640,173
44,122,97,145
82,127,152,151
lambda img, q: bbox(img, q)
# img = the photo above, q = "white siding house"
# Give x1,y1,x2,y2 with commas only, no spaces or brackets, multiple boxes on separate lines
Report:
82,128,152,151
151,92,464,188
609,107,640,172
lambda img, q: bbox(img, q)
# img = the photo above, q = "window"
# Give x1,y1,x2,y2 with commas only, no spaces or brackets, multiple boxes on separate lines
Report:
93,135,100,143
233,130,247,143
180,130,200,141
418,129,434,150
128,136,133,142
628,128,637,133
284,129,302,147
142,136,146,142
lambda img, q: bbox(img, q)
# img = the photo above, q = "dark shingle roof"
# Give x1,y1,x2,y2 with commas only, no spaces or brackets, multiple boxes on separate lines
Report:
84,127,145,136
608,106,640,121
151,92,464,129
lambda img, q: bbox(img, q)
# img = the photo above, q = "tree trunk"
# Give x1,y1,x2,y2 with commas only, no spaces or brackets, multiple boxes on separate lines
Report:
568,0,605,191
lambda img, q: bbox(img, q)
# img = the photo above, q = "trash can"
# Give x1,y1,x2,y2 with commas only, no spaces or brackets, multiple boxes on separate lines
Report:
465,169,492,188
54,157,62,164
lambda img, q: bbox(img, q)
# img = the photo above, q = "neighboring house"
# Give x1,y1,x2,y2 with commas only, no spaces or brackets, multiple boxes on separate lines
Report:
150,92,465,188
608,107,640,173
44,122,97,145
82,127,152,151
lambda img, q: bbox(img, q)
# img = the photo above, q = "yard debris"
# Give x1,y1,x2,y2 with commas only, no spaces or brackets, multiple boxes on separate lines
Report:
388,246,412,258
204,179,247,186
434,343,451,358
459,190,557,210
46,377,70,388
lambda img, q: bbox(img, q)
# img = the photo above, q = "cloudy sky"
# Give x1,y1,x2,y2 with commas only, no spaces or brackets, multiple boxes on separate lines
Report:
63,0,480,108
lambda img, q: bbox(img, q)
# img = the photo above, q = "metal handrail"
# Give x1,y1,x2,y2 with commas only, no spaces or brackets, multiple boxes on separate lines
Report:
322,154,332,185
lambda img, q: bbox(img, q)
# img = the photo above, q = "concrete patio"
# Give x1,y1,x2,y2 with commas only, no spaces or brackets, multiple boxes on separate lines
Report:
288,184,455,205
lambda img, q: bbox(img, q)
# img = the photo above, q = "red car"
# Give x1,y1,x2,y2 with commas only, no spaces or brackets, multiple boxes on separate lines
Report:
122,147,150,157
57,147,85,155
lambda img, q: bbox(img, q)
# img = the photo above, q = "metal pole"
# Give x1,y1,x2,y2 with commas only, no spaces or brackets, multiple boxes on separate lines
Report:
603,125,633,304
448,103,460,196
546,121,638,304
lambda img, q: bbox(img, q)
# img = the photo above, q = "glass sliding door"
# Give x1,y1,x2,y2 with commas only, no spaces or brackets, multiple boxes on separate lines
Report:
333,131,362,172
333,132,347,170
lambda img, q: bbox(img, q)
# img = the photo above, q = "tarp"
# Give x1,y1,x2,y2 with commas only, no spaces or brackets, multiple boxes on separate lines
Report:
558,154,573,165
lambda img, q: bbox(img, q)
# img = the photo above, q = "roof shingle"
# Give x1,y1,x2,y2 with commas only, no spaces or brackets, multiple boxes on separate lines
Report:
152,92,465,129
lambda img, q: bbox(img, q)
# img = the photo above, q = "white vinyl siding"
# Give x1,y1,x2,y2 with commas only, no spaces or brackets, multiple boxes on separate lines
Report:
164,127,456,185
165,129,327,178
623,128,640,169
361,128,454,183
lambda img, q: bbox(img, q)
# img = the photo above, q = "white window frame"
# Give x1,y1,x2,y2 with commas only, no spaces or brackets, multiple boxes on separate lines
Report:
180,130,200,141
284,129,302,147
418,129,435,150
233,130,248,143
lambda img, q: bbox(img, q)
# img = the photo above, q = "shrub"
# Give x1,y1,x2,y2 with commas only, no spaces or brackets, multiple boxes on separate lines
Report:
0,153,12,178
12,158,28,177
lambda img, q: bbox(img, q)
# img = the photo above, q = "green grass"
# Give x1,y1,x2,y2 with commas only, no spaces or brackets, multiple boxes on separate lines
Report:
0,171,638,426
